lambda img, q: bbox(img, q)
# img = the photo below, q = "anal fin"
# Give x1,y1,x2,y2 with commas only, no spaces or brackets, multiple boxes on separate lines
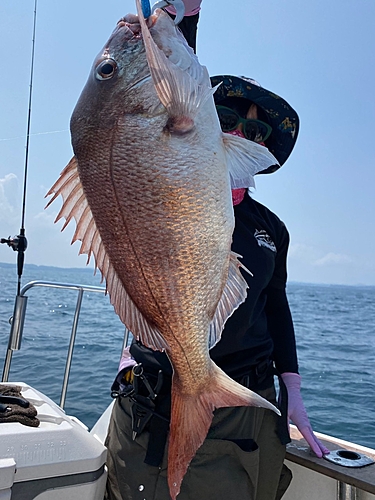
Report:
208,251,250,349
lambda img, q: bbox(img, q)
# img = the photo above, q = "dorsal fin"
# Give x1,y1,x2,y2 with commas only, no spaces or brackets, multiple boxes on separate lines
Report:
136,0,214,130
45,157,168,351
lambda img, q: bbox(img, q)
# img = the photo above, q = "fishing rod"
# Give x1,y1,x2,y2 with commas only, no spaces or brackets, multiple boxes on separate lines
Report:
1,0,38,295
1,0,38,381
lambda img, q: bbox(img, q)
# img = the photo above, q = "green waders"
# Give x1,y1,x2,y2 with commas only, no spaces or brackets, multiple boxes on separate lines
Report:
105,385,292,500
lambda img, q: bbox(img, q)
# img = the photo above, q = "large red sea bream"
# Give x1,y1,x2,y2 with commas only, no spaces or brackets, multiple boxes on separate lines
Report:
46,1,280,498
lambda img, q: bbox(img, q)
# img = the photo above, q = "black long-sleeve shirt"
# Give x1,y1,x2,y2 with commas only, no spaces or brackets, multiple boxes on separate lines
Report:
210,193,299,377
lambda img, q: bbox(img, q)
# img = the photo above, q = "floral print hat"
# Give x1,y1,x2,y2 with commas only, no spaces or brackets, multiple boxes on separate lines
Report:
211,75,300,171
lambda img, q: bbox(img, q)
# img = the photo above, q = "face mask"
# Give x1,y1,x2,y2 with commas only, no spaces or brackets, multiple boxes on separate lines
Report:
226,130,246,205
232,188,246,206
227,129,245,139
225,129,267,147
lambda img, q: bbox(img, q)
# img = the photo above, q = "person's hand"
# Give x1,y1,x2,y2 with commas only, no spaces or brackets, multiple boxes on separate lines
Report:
281,372,330,457
119,346,137,372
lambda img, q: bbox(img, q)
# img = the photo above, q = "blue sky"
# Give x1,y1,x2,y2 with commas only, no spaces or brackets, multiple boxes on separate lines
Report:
0,0,374,285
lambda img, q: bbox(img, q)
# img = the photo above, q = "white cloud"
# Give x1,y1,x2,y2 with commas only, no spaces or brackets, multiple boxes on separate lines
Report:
289,244,352,267
288,243,320,263
0,173,19,222
33,210,57,224
288,242,375,285
314,252,352,266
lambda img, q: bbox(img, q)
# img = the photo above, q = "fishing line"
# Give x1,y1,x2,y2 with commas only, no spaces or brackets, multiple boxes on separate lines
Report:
0,0,38,294
0,129,69,143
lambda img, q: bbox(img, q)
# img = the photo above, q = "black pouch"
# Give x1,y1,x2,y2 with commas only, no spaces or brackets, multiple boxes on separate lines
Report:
113,343,172,467
130,341,172,374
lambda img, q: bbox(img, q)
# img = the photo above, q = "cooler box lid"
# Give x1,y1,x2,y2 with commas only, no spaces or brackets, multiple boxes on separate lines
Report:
0,383,107,483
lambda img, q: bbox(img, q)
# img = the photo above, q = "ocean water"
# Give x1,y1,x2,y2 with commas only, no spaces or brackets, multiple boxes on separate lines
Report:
0,262,374,449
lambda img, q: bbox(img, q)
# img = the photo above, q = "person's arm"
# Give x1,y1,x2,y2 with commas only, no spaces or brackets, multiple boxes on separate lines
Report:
266,286,298,374
176,13,199,52
165,0,201,16
165,0,201,52
265,222,298,374
266,224,329,457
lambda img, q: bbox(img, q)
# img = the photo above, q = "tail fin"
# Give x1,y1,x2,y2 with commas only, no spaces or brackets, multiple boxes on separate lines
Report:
168,362,279,499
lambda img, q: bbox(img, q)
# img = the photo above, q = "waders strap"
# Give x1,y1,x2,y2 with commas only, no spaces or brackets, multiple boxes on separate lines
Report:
273,368,291,445
143,386,171,466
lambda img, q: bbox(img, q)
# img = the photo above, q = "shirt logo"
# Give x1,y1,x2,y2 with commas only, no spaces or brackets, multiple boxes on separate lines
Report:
254,229,276,252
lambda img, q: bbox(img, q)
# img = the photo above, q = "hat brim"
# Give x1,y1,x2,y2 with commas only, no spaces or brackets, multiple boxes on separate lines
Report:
210,75,299,170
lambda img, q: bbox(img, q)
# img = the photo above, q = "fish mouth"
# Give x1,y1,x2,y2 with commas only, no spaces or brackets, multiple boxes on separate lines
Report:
109,12,161,92
116,11,159,39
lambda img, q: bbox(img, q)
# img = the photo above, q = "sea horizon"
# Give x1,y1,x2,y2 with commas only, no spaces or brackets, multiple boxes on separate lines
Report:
1,261,374,289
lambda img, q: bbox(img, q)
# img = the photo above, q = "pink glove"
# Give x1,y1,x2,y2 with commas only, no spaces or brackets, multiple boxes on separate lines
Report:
281,372,330,458
118,346,137,372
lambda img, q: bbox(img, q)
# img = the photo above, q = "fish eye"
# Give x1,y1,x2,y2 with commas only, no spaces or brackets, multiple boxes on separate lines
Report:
96,59,117,80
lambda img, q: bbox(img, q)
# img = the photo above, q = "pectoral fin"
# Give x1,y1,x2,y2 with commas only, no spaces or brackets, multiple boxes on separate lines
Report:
223,133,279,188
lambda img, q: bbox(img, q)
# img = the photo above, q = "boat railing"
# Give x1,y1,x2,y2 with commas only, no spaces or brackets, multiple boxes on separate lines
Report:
2,282,375,500
1,280,130,409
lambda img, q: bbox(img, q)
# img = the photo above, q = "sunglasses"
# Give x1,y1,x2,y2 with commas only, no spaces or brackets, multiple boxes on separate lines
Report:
216,105,272,143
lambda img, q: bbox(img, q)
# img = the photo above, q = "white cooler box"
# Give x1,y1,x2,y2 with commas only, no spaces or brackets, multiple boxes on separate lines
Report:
0,383,107,500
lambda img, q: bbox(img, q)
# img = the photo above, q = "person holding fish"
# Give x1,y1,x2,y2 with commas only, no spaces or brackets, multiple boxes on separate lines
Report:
99,3,330,500
45,1,328,499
